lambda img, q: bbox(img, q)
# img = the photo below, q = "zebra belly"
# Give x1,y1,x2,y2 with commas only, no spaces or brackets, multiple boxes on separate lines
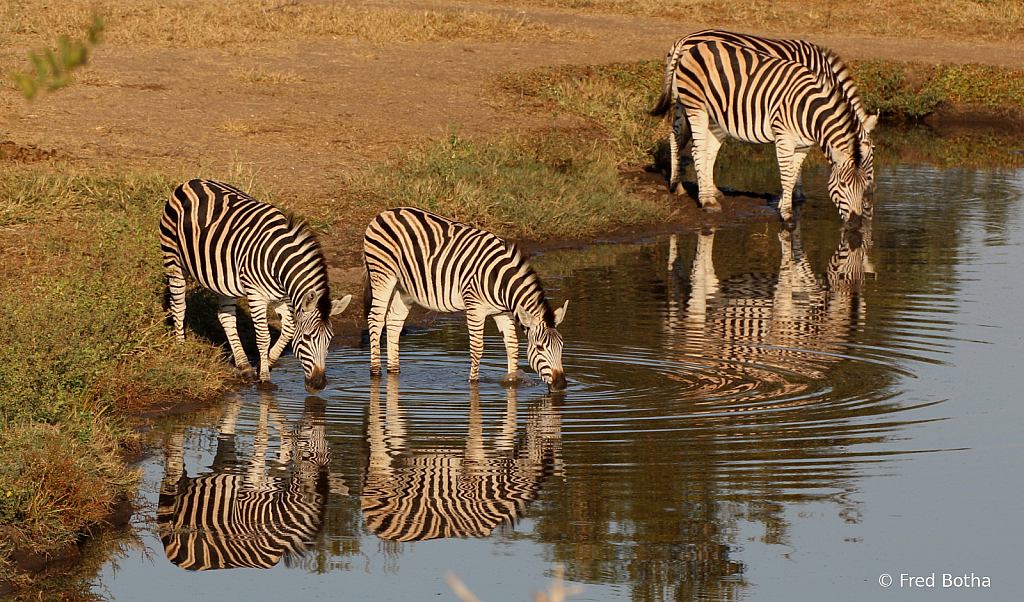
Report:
185,266,248,300
706,107,776,145
394,281,466,314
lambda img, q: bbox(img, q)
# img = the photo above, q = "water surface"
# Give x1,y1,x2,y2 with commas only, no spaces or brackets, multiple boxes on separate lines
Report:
94,163,1024,601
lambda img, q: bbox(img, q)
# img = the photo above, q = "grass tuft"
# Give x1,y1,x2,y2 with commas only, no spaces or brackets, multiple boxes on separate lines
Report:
0,166,230,578
344,127,669,240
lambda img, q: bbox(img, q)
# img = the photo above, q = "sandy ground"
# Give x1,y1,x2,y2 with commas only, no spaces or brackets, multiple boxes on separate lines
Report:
2,1,1023,287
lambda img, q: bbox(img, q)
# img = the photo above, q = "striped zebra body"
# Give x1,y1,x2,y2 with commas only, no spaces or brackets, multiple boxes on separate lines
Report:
157,396,330,570
652,30,877,198
160,179,351,393
658,40,871,222
363,207,568,391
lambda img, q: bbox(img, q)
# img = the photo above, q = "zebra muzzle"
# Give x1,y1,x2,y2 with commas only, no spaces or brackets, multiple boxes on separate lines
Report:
548,370,567,392
305,367,327,394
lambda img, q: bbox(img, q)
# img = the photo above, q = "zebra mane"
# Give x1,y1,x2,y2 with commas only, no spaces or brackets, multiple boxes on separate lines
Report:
285,215,332,317
506,241,556,328
813,74,865,171
815,44,869,170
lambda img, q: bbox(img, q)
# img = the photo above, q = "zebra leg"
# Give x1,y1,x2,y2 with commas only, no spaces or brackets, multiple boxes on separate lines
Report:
775,139,810,222
367,276,399,377
689,110,725,212
247,295,274,384
267,302,295,368
793,169,807,202
669,101,692,195
385,292,412,374
492,313,519,384
466,307,488,382
217,296,256,380
164,255,188,342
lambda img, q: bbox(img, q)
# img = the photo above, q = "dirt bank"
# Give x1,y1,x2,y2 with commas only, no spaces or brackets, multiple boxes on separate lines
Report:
3,2,1023,284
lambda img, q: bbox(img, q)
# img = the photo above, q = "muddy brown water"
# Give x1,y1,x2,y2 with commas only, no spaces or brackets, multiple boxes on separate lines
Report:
88,162,1024,601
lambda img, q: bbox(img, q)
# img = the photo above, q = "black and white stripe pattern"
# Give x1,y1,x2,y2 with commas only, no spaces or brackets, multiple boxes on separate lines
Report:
361,379,560,542
160,179,351,393
157,397,330,571
363,207,568,391
651,37,874,223
665,218,872,388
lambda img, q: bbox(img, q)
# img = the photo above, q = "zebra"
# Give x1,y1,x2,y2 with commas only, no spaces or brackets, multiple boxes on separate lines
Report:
361,376,560,542
652,30,878,200
160,179,352,393
157,395,331,570
651,38,874,223
363,207,568,391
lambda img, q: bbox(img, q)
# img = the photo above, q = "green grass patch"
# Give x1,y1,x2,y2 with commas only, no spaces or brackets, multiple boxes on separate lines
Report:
343,127,670,240
500,60,665,166
498,58,1024,174
849,60,1024,118
0,166,230,578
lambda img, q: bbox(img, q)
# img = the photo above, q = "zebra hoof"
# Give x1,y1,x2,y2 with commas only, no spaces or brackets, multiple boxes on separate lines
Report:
701,202,723,214
239,366,256,381
257,380,278,391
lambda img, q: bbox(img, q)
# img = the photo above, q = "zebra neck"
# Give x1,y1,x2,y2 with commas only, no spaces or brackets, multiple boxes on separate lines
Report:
510,283,551,327
808,97,859,164
261,230,328,307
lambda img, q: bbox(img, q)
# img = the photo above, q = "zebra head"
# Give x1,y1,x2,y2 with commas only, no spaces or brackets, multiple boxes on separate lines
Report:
826,145,872,226
517,301,569,392
294,290,352,394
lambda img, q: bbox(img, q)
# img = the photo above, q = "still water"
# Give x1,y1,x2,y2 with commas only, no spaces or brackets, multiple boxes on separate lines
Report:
94,163,1024,601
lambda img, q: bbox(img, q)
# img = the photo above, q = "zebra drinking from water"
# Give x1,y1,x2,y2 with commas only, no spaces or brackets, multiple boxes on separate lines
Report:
652,29,878,201
160,179,352,393
363,207,568,391
651,39,873,224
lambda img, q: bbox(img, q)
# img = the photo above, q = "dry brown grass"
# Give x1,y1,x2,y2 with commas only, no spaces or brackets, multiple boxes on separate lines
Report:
0,0,581,52
496,0,1024,42
232,66,305,84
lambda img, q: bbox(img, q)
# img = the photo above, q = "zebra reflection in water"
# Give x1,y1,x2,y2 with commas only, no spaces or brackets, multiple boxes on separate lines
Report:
362,377,562,542
666,218,874,397
157,394,333,570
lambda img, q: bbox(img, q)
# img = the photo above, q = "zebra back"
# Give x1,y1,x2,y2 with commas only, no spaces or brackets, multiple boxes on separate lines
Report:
160,179,333,316
655,29,868,124
364,207,555,325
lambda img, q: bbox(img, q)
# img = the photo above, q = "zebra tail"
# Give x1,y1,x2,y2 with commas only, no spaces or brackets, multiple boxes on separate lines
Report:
362,262,372,324
650,89,673,117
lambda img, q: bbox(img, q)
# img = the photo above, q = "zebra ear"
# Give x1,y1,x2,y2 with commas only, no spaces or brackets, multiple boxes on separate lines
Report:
516,306,539,330
330,294,352,317
827,145,852,167
553,300,569,327
299,289,319,313
863,114,878,134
